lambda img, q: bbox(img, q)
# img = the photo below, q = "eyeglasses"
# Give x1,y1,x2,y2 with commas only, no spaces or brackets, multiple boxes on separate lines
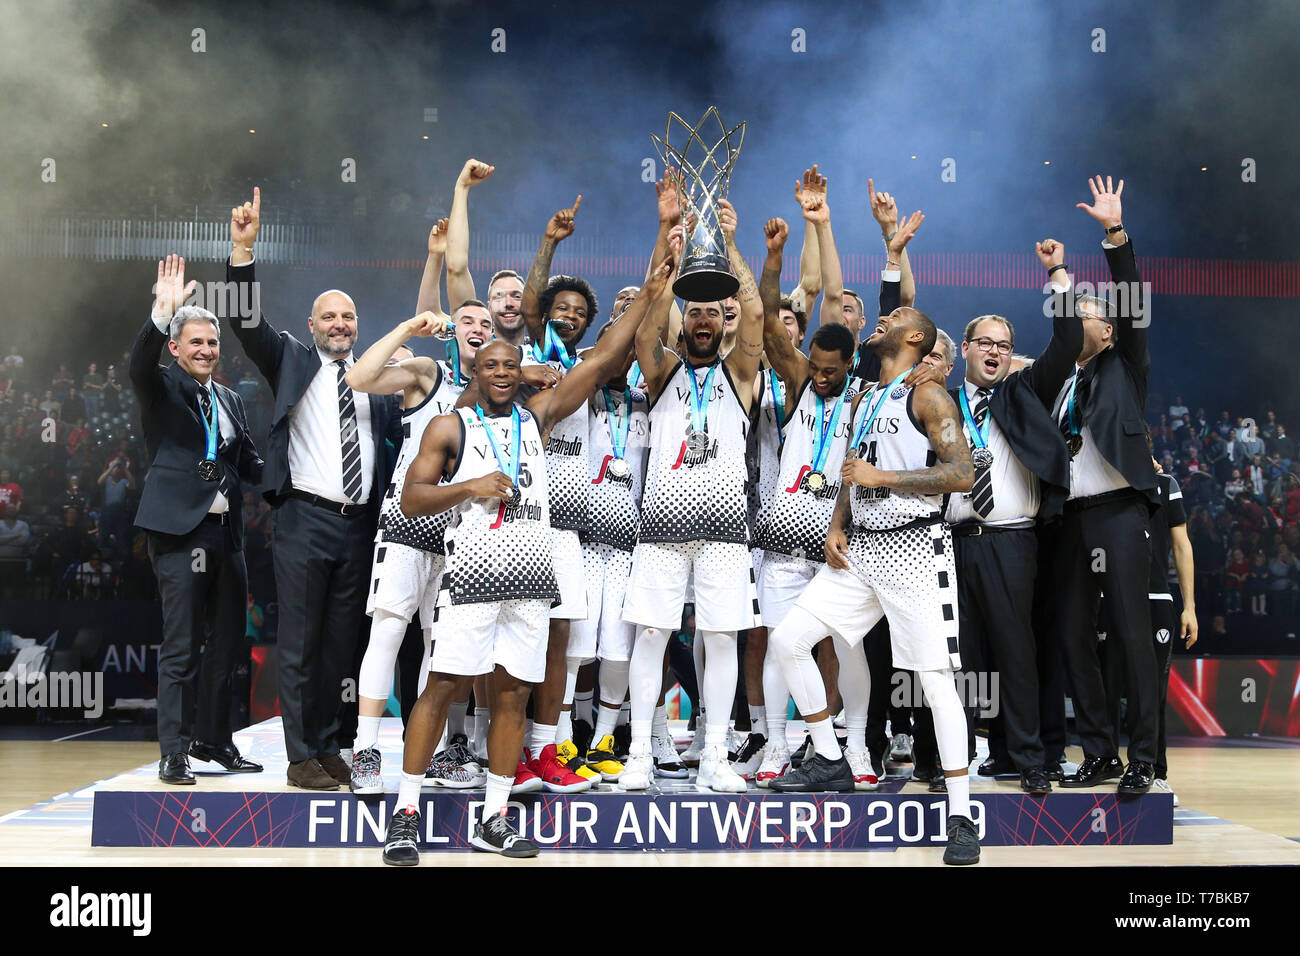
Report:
968,337,1012,355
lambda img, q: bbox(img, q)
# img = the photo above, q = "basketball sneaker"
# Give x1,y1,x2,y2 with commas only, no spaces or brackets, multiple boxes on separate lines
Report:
530,744,592,794
698,744,747,792
584,734,626,781
943,814,981,865
350,746,383,795
425,750,478,789
621,742,654,790
511,760,543,794
1152,777,1179,806
845,748,881,791
382,806,421,866
769,752,854,793
789,735,812,768
681,729,706,768
471,809,540,859
730,732,767,780
755,743,791,789
556,740,603,786
447,733,486,787
651,735,688,778
890,733,914,763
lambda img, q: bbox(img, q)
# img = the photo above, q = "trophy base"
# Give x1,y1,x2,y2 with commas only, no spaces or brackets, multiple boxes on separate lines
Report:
673,265,740,303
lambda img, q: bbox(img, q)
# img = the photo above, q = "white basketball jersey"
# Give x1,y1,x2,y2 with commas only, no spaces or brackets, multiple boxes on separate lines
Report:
846,383,942,531
543,357,591,534
750,367,785,544
438,404,558,605
639,358,751,545
587,385,650,552
379,359,466,554
756,376,861,560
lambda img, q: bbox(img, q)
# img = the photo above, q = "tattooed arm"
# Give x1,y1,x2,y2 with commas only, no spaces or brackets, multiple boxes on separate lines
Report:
522,195,582,344
842,382,973,494
760,217,809,404
721,199,764,405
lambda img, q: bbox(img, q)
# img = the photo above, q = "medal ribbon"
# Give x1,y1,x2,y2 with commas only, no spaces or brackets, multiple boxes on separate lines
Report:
628,360,642,388
811,378,850,474
198,387,220,462
447,336,471,387
849,367,912,452
602,386,632,462
473,403,521,486
958,385,995,452
768,368,785,443
687,360,719,436
531,322,576,370
1064,373,1082,440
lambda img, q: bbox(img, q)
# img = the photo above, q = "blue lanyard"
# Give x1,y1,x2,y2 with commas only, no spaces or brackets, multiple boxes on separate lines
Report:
811,379,851,472
198,386,219,462
687,361,719,433
531,322,576,369
628,360,642,388
1064,374,1081,437
473,403,521,484
602,386,632,461
447,339,470,387
850,368,912,451
768,368,785,443
959,385,995,450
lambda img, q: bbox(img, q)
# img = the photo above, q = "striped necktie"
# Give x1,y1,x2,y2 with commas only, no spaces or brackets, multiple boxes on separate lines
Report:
335,360,363,502
970,387,994,518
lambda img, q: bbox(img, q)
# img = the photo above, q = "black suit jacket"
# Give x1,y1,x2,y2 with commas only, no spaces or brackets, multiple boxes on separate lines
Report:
225,259,402,523
1063,240,1158,507
128,317,263,549
949,282,1083,523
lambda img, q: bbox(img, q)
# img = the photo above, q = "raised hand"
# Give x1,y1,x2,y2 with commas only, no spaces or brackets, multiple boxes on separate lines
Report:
1076,174,1124,229
667,223,686,260
151,254,198,319
457,158,495,189
1035,238,1065,271
655,167,682,224
886,210,925,259
405,311,446,338
795,164,829,223
764,217,790,253
230,186,261,247
427,217,449,256
717,198,738,241
643,250,677,300
867,178,898,231
544,195,583,242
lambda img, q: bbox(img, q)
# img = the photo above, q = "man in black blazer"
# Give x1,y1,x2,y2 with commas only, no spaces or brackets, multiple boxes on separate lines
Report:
1050,176,1160,795
224,188,403,790
937,238,1081,796
130,254,264,784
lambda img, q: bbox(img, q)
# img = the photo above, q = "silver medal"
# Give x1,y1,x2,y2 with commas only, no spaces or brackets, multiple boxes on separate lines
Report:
608,458,630,478
972,447,994,469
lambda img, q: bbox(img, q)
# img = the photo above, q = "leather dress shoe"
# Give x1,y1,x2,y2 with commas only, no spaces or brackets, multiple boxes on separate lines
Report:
1117,760,1154,796
1060,754,1123,788
318,753,351,785
978,755,1017,776
159,752,195,785
1020,766,1052,795
911,764,936,783
190,740,263,773
287,758,339,790
1042,763,1065,782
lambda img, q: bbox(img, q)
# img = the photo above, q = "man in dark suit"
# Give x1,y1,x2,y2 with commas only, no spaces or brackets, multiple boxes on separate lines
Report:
1050,176,1160,795
224,188,404,790
130,254,264,784
937,238,1081,796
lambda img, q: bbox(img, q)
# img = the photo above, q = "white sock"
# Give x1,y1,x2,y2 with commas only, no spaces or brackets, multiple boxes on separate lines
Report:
652,704,670,741
354,715,381,752
806,716,842,761
619,699,630,725
529,722,557,758
628,626,669,748
705,721,728,750
483,771,513,820
574,688,595,726
447,700,468,740
557,709,573,745
947,771,972,820
397,771,423,811
473,707,489,749
595,704,620,741
700,630,738,740
749,705,767,738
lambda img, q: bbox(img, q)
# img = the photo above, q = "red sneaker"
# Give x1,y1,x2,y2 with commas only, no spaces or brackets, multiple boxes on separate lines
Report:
532,744,592,793
512,760,543,794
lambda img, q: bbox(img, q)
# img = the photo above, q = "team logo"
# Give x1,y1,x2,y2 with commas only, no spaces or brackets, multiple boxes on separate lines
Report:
518,409,533,422
1156,628,1171,644
890,385,907,400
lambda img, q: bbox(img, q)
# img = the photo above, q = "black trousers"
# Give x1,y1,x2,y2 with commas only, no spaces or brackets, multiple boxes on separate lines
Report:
952,528,1045,770
1100,596,1177,778
1053,495,1157,764
271,498,374,763
1030,522,1069,763
148,519,247,756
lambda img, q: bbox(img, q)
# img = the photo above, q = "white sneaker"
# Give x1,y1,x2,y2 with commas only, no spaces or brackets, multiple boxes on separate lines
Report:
652,735,689,778
846,748,881,791
889,733,913,762
621,743,654,791
755,744,791,789
730,733,767,780
698,745,747,792
1152,777,1179,807
681,728,706,767
832,709,846,729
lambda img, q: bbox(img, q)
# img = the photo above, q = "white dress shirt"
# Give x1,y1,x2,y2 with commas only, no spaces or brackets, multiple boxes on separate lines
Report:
202,380,237,514
288,349,374,504
1054,365,1130,500
945,380,1039,526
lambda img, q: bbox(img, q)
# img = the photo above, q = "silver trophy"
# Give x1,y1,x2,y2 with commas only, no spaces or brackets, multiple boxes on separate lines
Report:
651,107,746,302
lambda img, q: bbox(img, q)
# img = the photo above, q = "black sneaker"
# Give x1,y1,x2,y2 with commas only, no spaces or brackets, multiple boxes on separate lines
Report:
382,806,421,866
943,814,980,865
573,717,594,756
928,768,947,794
789,736,813,768
612,723,631,762
769,752,855,793
471,810,540,858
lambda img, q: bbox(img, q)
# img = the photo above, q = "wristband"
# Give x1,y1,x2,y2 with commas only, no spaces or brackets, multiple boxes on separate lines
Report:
1048,263,1068,276
1105,223,1125,235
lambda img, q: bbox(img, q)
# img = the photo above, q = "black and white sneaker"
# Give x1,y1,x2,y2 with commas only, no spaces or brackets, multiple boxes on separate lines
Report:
471,810,540,858
612,723,631,762
769,752,855,793
652,735,689,778
350,746,383,795
382,806,421,866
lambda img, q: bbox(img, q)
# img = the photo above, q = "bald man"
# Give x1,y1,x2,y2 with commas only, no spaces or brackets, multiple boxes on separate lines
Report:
226,188,404,790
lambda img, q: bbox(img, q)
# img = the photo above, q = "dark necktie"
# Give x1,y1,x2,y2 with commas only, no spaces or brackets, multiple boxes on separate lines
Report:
199,385,230,496
336,360,363,502
970,387,994,518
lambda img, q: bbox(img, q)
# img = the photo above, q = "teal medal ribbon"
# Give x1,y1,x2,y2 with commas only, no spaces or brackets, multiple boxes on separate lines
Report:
602,386,633,478
196,385,220,481
848,367,911,456
768,368,786,444
959,385,996,469
804,378,850,492
474,402,522,505
532,322,576,369
685,360,719,453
